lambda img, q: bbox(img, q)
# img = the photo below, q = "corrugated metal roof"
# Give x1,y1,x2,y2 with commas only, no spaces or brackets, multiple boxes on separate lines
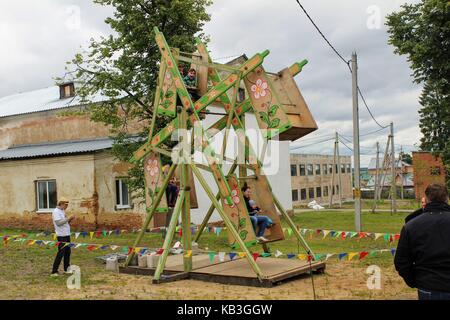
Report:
0,85,110,118
0,138,114,160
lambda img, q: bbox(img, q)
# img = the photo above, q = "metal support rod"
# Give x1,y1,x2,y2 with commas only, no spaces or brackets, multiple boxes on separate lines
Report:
125,163,177,266
191,164,265,280
336,132,343,208
351,52,362,232
272,193,316,258
153,190,186,280
193,161,239,243
390,122,397,214
376,136,391,203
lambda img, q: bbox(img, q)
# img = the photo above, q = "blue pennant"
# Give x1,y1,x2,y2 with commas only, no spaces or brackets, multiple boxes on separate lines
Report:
229,252,237,261
338,253,348,260
287,254,296,259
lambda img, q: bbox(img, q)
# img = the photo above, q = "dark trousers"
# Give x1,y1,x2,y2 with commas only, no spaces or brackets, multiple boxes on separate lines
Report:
250,215,270,237
52,236,71,273
418,288,450,300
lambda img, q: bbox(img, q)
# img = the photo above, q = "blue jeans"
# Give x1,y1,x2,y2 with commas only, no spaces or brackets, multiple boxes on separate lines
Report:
418,288,450,300
250,215,270,237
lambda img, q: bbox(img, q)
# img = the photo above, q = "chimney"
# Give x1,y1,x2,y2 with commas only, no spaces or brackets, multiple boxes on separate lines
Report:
59,82,75,99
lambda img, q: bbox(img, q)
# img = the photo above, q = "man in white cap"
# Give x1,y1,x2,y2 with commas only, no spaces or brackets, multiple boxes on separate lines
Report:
51,197,76,276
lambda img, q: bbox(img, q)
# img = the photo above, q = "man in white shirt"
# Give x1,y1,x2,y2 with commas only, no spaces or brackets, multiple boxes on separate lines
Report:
51,197,76,276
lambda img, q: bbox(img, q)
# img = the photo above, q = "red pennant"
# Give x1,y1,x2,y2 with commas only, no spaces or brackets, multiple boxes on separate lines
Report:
252,253,260,261
95,231,101,238
358,232,365,239
389,235,393,243
316,229,322,235
87,245,97,251
54,242,61,247
307,255,312,262
341,232,346,240
359,252,369,260
127,247,133,255
156,249,164,255
179,228,183,236
394,234,400,241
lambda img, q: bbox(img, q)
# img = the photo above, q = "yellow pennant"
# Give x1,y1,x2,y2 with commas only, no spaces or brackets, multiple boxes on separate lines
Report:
238,252,246,258
89,232,94,239
348,252,359,261
52,233,57,240
322,230,331,239
298,254,307,260
27,240,36,246
184,250,193,258
374,233,383,240
134,247,141,254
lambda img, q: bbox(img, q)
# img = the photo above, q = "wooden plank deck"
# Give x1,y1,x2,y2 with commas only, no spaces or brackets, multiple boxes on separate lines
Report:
119,254,326,287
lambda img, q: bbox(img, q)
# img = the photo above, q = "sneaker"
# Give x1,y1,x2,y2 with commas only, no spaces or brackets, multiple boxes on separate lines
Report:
50,273,59,277
257,236,269,243
64,269,73,275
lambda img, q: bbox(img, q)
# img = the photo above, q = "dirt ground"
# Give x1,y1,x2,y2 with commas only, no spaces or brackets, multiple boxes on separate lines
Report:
0,260,417,300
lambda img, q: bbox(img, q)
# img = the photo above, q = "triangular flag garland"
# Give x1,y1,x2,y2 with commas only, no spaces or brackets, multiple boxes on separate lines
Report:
1,234,398,263
1,224,402,244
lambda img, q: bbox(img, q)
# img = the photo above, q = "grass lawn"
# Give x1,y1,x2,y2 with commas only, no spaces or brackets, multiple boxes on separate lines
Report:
0,210,416,300
295,199,419,211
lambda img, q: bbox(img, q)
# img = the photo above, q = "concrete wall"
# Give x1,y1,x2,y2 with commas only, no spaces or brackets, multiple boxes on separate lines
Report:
290,154,353,206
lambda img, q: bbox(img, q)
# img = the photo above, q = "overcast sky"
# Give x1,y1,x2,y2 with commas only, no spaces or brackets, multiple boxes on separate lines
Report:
0,0,422,166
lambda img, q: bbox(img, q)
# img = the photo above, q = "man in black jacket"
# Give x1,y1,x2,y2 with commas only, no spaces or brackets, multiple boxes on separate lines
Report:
394,184,450,300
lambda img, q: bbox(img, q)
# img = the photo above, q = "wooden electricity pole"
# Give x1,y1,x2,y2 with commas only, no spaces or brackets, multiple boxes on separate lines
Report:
371,141,380,213
390,122,397,214
351,53,362,232
336,132,343,208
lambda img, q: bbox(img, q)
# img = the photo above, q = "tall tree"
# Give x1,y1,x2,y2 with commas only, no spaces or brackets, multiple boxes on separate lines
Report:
386,0,450,186
64,0,212,198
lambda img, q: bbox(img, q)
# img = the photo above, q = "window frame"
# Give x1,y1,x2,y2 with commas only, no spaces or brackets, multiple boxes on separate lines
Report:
36,180,57,213
315,164,321,175
290,164,298,177
323,164,328,175
307,164,314,176
299,164,306,176
308,187,315,199
115,178,132,210
300,188,307,200
292,189,299,202
316,186,322,198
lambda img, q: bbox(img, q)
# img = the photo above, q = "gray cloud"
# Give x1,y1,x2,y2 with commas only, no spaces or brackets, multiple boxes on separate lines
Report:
0,0,423,166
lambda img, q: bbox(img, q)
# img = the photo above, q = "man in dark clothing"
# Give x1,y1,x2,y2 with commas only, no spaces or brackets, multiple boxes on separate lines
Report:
394,184,450,300
404,196,427,223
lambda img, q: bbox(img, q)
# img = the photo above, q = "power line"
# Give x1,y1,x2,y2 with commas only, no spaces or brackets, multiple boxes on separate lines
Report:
294,0,389,129
294,0,351,72
341,126,389,139
289,137,335,150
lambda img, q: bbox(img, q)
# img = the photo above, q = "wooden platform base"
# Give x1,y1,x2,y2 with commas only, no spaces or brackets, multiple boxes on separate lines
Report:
119,254,326,287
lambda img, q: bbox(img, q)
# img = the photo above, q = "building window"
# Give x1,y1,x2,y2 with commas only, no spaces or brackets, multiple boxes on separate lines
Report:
307,164,314,176
316,187,322,198
300,189,307,200
292,189,299,202
341,164,346,174
323,164,328,175
315,164,321,175
430,167,441,175
347,164,351,173
329,164,333,174
116,178,131,209
290,165,298,176
300,164,306,176
36,180,57,212
323,186,329,197
308,188,315,199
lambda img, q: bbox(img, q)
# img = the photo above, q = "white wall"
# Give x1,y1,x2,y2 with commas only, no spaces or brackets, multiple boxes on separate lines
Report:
189,105,293,224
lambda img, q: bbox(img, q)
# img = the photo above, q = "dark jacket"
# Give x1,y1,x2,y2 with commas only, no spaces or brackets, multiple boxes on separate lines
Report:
405,207,424,223
394,201,450,292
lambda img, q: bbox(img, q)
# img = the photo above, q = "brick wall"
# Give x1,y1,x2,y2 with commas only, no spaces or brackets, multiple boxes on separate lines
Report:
412,152,446,200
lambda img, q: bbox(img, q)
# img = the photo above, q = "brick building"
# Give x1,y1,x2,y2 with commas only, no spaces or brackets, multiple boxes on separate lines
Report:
412,151,446,200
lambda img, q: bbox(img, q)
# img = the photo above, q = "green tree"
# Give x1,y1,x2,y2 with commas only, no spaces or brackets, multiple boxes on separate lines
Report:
386,0,450,186
64,0,212,199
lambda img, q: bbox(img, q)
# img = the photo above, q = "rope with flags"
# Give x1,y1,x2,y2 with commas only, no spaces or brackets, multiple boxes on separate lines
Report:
2,234,398,263
13,225,401,243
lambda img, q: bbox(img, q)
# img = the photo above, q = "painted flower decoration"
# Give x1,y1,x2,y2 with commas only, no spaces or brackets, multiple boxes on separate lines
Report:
232,189,240,205
251,79,268,100
146,158,159,177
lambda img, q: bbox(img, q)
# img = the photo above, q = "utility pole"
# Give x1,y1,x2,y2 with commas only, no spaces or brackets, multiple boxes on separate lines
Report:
329,138,337,208
336,132,343,208
372,141,380,213
390,122,397,214
351,53,362,231
400,146,404,200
